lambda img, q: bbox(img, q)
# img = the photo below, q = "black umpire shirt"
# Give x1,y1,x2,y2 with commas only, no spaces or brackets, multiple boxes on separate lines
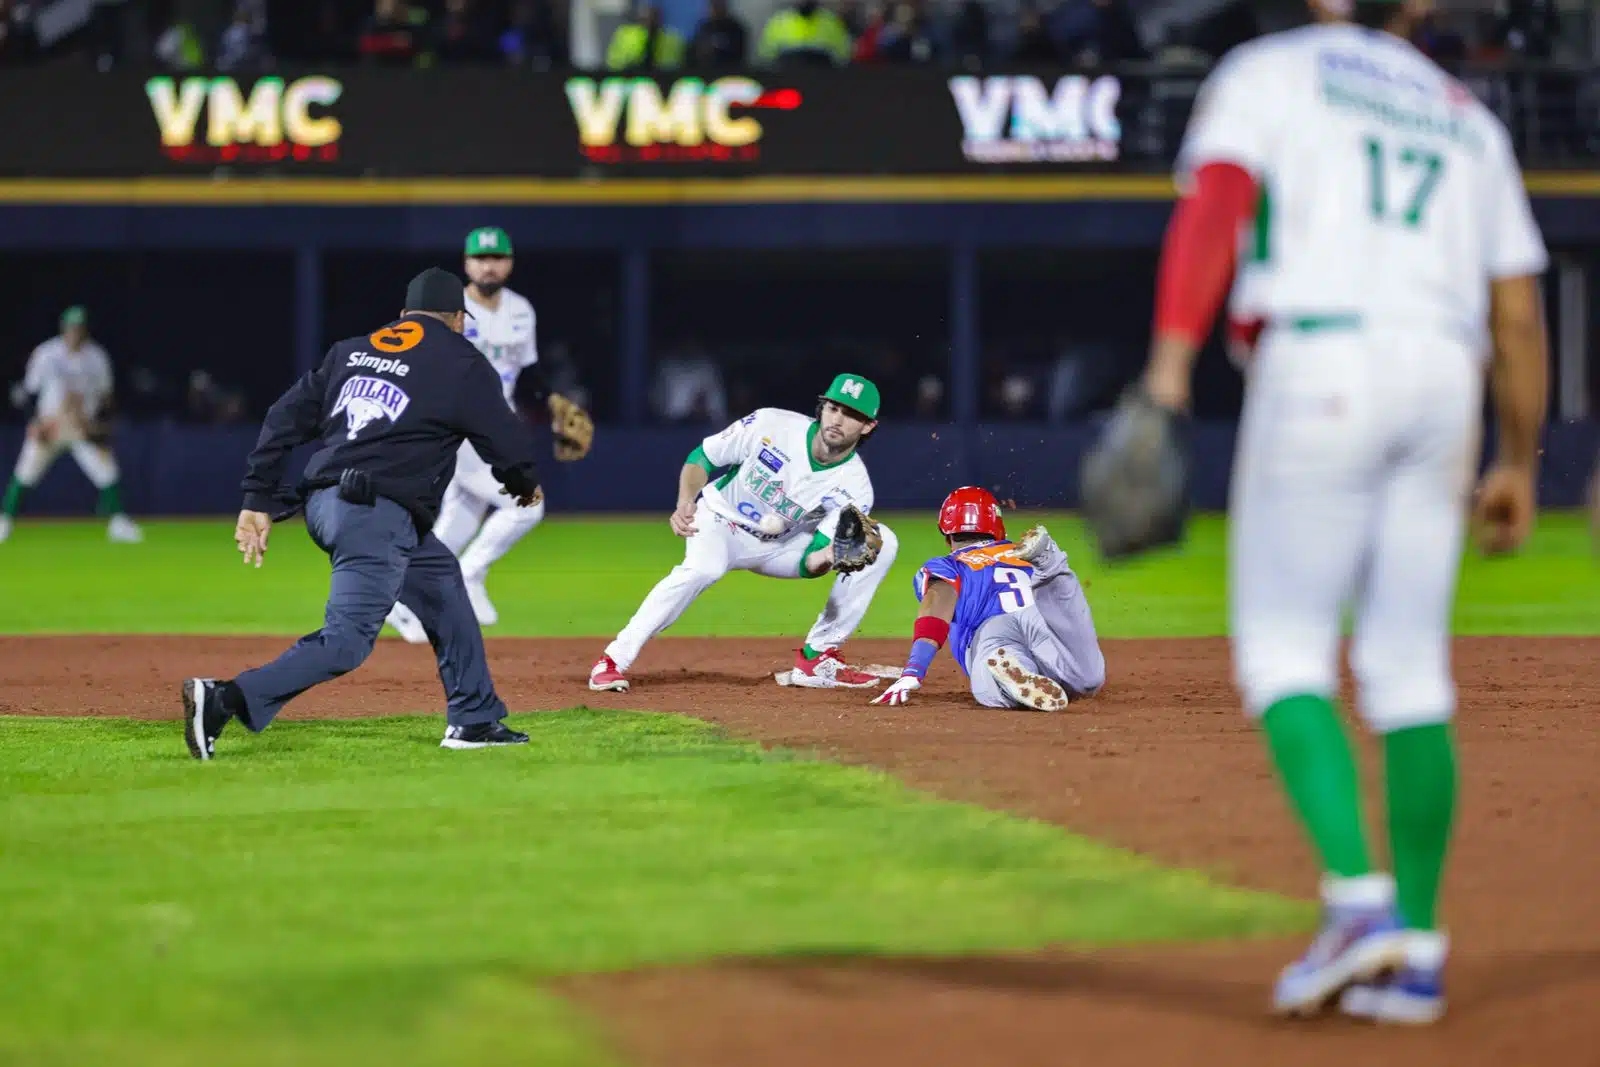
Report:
240,313,541,528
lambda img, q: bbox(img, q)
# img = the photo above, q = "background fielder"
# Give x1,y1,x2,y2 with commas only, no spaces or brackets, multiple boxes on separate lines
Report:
1113,0,1551,1025
590,374,898,692
2,305,143,544
873,486,1106,713
386,226,594,641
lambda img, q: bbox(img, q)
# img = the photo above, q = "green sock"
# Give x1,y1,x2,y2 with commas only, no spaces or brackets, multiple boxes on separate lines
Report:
97,483,123,517
1260,694,1373,878
2,478,23,518
802,644,822,661
1384,723,1457,930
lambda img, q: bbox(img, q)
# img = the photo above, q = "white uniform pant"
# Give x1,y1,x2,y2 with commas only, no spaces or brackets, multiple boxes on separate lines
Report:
12,436,120,489
605,497,900,670
432,442,546,578
1229,326,1482,734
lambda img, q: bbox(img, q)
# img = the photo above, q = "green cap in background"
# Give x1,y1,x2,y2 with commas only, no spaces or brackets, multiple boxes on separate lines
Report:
819,372,881,421
464,226,513,257
61,305,87,327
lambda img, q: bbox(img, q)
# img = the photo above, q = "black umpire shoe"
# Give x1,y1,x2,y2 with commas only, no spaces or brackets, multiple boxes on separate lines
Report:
182,678,233,761
440,722,529,749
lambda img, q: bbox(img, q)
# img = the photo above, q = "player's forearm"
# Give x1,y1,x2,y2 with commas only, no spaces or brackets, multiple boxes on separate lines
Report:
802,543,834,577
1147,162,1259,409
677,463,709,508
1488,276,1550,470
900,587,957,678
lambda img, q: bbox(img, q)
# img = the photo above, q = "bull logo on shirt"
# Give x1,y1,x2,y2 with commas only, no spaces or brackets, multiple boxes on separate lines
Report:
332,376,411,440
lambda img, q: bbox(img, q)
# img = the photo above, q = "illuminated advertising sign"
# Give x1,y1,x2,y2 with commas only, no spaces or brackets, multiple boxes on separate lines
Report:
949,75,1122,163
145,76,343,164
565,76,801,165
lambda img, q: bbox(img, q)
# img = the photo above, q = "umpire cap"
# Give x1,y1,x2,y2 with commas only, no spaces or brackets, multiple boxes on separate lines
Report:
404,268,470,316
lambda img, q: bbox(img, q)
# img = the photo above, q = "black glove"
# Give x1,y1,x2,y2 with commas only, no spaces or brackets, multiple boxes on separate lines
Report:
494,463,543,507
1079,385,1192,561
831,505,885,574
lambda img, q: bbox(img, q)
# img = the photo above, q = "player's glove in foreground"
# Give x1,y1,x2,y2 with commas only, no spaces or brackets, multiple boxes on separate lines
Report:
1080,385,1192,561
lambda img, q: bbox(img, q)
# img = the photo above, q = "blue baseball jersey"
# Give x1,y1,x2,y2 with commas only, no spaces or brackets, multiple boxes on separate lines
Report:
914,539,1037,675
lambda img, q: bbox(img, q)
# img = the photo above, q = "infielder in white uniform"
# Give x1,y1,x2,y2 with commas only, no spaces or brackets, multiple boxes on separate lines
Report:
590,374,898,691
387,227,594,642
1129,0,1549,1025
2,306,143,544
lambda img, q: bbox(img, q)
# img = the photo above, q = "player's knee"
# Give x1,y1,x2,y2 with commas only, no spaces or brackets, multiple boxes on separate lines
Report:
872,522,899,567
1350,638,1454,732
1234,630,1338,718
1074,647,1107,696
674,560,724,590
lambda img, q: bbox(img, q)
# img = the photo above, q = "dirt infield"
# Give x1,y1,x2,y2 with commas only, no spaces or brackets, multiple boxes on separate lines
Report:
5,634,1598,1065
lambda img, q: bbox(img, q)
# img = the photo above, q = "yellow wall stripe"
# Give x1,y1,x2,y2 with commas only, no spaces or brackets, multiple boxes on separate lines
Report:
0,172,1591,205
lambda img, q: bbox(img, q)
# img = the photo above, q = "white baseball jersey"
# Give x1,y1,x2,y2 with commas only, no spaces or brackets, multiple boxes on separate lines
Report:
23,337,114,420
462,287,537,406
699,408,875,543
1182,24,1548,354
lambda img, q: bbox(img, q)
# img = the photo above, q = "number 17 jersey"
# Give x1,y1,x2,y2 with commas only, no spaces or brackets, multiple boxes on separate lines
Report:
914,539,1036,676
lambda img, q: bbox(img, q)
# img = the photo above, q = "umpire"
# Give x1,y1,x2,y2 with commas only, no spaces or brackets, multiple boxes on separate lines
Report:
183,268,543,759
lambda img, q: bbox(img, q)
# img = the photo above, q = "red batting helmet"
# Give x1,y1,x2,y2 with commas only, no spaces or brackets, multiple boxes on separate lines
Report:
937,486,1006,541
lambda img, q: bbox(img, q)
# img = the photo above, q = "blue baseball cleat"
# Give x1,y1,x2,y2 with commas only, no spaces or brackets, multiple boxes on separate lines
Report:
1273,904,1410,1017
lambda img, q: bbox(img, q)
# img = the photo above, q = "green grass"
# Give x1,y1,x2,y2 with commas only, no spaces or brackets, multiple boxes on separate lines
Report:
0,712,1308,1066
2,512,1596,636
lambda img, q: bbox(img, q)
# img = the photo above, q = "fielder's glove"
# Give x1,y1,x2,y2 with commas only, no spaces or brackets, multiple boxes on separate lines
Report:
548,394,595,462
1080,384,1192,561
871,675,921,706
831,504,884,574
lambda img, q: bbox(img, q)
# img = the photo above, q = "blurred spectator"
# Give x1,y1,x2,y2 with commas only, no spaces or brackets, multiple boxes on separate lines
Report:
606,3,684,71
851,2,885,61
358,0,425,66
500,0,565,68
0,0,38,63
1053,0,1147,67
948,0,989,66
154,12,206,69
1490,0,1560,60
914,375,944,419
1185,0,1258,61
430,0,496,63
876,0,940,63
758,0,851,68
1412,11,1467,67
216,0,269,71
186,371,248,425
1012,6,1057,61
651,347,728,424
689,0,748,67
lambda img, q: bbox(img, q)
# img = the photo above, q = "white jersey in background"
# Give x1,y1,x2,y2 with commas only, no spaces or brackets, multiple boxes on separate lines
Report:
25,337,114,420
1189,24,1546,351
463,287,538,406
697,407,875,545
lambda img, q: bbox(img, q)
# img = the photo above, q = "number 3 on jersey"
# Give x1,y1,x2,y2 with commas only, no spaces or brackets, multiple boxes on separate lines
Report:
995,567,1035,613
1364,134,1444,228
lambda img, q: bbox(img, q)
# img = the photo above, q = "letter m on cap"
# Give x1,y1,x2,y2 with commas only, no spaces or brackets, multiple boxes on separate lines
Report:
840,378,864,399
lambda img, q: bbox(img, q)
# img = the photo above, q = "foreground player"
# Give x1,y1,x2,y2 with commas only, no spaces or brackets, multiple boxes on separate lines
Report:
386,226,593,641
872,487,1105,711
590,374,898,691
1,306,142,544
1115,0,1550,1024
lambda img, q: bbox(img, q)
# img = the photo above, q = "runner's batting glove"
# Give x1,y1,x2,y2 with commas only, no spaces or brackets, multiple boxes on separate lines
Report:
871,675,921,706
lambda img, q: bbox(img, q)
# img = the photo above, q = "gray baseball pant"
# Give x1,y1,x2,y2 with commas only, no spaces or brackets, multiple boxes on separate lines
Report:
233,488,508,730
966,538,1106,708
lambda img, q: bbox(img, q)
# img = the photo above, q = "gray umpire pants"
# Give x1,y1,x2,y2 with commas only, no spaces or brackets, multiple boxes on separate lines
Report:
966,538,1106,708
233,488,508,731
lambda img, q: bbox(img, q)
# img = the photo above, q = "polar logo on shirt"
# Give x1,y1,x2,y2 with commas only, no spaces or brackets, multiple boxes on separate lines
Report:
332,376,411,440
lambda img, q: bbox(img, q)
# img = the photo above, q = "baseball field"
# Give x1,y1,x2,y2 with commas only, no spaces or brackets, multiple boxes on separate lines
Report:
2,512,1597,1067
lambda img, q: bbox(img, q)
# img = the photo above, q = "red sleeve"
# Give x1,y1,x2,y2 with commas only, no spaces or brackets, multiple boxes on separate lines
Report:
1153,162,1259,346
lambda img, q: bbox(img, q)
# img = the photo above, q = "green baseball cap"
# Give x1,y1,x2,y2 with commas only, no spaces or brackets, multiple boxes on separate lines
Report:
464,226,513,257
61,305,87,326
819,373,881,421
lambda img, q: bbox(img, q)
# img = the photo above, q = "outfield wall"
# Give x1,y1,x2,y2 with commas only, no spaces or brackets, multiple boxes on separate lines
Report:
6,420,1596,517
